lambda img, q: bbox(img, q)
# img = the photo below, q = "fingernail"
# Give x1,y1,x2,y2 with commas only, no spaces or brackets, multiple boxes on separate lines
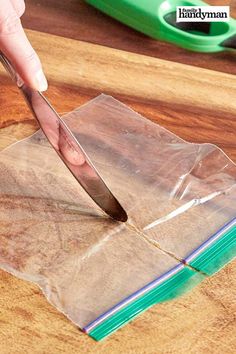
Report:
35,69,48,91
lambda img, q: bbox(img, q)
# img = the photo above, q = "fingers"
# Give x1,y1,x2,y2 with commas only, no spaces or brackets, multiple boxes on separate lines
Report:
10,0,25,17
0,0,48,91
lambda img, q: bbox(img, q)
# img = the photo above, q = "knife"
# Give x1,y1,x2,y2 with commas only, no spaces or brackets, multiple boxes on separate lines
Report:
0,53,128,222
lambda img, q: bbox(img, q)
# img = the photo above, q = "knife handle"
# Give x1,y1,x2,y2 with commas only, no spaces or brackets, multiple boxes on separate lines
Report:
0,52,24,87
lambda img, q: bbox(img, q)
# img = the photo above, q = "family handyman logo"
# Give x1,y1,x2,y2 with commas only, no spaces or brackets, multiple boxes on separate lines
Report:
176,6,230,22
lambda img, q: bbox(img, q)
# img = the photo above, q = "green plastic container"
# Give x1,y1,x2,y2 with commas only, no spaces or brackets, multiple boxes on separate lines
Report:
86,0,236,52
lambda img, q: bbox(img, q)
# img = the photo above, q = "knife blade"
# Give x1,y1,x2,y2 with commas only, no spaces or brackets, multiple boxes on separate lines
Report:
0,53,128,222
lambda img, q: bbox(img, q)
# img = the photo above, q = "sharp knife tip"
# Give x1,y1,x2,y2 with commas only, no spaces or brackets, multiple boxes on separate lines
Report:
109,207,128,223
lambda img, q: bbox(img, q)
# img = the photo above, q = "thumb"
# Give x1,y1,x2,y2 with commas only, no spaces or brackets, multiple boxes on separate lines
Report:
0,0,47,91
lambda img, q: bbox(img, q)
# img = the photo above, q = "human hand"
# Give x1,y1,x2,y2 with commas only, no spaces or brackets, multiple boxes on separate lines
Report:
0,0,48,91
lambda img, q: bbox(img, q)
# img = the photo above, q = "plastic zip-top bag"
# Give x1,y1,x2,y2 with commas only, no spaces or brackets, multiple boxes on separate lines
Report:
0,95,235,340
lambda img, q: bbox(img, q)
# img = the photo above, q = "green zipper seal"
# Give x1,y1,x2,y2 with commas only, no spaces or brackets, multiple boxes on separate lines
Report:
189,225,236,275
88,267,204,341
85,221,235,340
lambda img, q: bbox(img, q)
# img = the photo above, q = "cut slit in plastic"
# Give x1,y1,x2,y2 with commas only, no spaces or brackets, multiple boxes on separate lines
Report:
0,95,235,340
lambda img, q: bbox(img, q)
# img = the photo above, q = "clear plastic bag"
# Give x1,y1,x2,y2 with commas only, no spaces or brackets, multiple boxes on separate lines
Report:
0,95,235,340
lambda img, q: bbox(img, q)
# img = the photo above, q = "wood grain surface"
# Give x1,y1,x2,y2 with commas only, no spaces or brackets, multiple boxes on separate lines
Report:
22,0,236,75
0,1,236,353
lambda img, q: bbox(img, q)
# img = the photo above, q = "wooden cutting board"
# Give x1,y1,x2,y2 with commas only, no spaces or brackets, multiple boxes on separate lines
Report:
0,1,235,353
